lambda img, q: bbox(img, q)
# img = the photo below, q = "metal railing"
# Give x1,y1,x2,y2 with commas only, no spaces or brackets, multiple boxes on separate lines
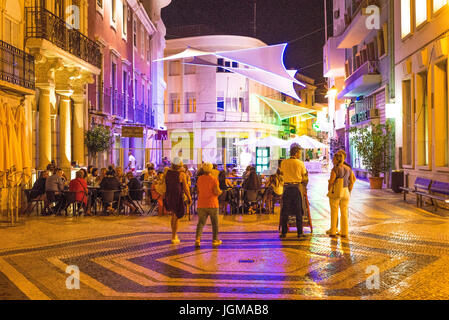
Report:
126,97,134,122
135,103,145,124
0,40,35,90
25,7,101,68
345,60,379,86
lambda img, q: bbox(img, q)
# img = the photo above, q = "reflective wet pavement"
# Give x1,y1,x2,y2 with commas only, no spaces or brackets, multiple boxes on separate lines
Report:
2,173,449,300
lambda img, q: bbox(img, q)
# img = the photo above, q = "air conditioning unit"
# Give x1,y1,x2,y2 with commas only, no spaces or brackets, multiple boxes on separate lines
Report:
369,108,380,118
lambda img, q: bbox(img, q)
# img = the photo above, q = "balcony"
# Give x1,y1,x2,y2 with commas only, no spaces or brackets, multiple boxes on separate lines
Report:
135,104,145,124
25,7,101,69
0,40,35,91
338,60,381,99
126,97,134,122
338,0,379,49
323,36,346,78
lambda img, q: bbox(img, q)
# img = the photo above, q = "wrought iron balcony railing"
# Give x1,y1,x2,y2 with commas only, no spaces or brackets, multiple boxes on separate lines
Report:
25,7,101,69
135,104,145,124
0,40,35,90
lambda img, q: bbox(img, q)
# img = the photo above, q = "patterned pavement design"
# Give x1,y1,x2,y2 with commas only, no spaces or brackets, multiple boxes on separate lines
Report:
2,173,449,300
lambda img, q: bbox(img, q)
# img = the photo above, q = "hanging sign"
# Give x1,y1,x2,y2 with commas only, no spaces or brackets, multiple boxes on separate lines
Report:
122,126,144,138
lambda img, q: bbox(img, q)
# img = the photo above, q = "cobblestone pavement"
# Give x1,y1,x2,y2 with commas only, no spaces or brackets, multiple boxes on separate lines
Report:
2,173,449,300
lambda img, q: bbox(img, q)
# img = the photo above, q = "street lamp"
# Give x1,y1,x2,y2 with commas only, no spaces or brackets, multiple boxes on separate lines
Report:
326,85,338,98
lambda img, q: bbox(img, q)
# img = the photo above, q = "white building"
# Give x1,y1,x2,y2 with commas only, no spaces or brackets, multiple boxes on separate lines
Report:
163,35,298,170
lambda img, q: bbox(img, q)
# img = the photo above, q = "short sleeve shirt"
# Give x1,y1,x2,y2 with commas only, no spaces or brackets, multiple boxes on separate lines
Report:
197,174,220,208
129,155,136,169
280,158,307,183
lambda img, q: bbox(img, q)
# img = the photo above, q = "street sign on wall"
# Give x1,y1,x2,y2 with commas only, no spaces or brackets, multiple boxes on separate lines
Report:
122,126,144,138
155,130,168,140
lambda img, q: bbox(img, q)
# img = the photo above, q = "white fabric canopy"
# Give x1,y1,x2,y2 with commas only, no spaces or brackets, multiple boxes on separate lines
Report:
216,44,301,84
154,47,213,61
282,135,329,149
233,137,258,146
157,43,305,102
257,96,316,120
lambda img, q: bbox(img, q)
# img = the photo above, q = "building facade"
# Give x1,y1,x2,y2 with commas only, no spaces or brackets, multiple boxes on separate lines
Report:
88,0,169,170
324,0,395,179
164,35,323,171
395,0,449,185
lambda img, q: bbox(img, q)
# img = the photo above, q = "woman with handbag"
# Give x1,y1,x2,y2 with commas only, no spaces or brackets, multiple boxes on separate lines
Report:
326,153,355,238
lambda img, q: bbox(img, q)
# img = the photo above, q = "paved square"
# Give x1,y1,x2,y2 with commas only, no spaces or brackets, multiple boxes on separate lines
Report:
2,174,449,300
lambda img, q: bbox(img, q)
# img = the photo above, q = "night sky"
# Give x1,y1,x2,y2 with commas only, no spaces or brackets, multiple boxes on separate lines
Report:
161,0,332,101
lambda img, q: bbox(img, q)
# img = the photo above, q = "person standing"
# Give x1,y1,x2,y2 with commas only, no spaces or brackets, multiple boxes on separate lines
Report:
127,152,136,172
279,143,308,238
326,153,355,238
195,163,222,247
164,158,192,244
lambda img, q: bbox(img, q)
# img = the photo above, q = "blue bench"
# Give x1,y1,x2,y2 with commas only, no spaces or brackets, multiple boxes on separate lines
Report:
400,177,432,206
420,181,449,211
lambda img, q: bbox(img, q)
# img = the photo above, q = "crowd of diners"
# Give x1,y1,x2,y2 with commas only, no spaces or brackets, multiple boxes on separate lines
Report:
27,158,285,217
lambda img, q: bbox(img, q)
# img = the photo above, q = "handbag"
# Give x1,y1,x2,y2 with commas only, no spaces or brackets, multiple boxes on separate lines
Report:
327,177,344,199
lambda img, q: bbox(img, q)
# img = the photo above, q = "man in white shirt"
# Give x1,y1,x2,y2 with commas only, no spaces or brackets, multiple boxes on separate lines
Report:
279,143,308,239
128,152,136,172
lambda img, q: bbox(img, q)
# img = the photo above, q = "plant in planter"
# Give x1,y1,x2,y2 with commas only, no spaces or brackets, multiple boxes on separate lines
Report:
349,123,394,189
85,126,113,166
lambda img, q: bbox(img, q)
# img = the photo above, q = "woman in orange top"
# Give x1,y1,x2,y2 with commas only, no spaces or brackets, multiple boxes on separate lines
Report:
195,162,222,247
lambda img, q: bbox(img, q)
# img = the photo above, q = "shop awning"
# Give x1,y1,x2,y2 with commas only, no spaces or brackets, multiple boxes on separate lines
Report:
156,43,305,101
256,95,317,120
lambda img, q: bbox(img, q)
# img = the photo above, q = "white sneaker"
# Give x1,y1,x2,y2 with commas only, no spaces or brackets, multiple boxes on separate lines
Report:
212,240,222,246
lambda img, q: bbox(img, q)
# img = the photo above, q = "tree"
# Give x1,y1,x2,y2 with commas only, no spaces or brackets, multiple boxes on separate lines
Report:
349,123,394,178
85,126,113,165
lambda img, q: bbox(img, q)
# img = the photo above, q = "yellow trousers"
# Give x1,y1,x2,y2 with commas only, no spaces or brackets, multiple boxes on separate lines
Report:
328,187,350,236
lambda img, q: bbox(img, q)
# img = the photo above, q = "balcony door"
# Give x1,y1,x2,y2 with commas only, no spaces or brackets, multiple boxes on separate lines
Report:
54,0,65,19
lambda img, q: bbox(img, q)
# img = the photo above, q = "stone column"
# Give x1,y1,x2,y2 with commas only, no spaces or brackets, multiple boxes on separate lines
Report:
72,93,85,166
38,87,52,169
58,93,72,176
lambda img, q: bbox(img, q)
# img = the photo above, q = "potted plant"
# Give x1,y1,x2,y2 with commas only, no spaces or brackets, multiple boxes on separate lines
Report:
85,126,113,167
349,123,394,189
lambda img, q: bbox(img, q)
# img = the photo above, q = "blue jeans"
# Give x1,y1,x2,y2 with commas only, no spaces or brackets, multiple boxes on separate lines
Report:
196,207,219,240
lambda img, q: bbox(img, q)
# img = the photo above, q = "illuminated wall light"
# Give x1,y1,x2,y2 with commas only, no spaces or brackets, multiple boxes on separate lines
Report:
385,103,401,120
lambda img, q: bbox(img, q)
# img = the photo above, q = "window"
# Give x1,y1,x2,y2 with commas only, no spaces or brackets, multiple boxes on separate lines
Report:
147,36,151,62
169,60,181,76
415,0,428,27
122,4,127,36
434,61,449,167
217,92,224,112
433,0,448,12
133,19,137,47
185,92,196,113
141,27,145,57
239,97,244,112
170,93,180,113
231,61,239,68
402,80,413,166
217,58,225,73
3,17,19,48
401,0,412,38
184,63,196,75
111,0,116,22
416,72,429,166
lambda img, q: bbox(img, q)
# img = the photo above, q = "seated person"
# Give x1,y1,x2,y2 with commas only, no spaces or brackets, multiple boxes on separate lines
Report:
87,167,98,186
242,170,262,214
45,168,66,214
152,171,166,216
141,163,157,182
68,170,89,213
115,167,126,185
30,170,49,200
94,168,107,187
100,169,122,214
122,172,142,214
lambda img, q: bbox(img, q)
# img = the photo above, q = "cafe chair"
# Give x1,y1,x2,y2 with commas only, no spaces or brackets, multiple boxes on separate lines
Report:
23,189,45,216
243,189,263,214
100,190,121,215
62,191,84,217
